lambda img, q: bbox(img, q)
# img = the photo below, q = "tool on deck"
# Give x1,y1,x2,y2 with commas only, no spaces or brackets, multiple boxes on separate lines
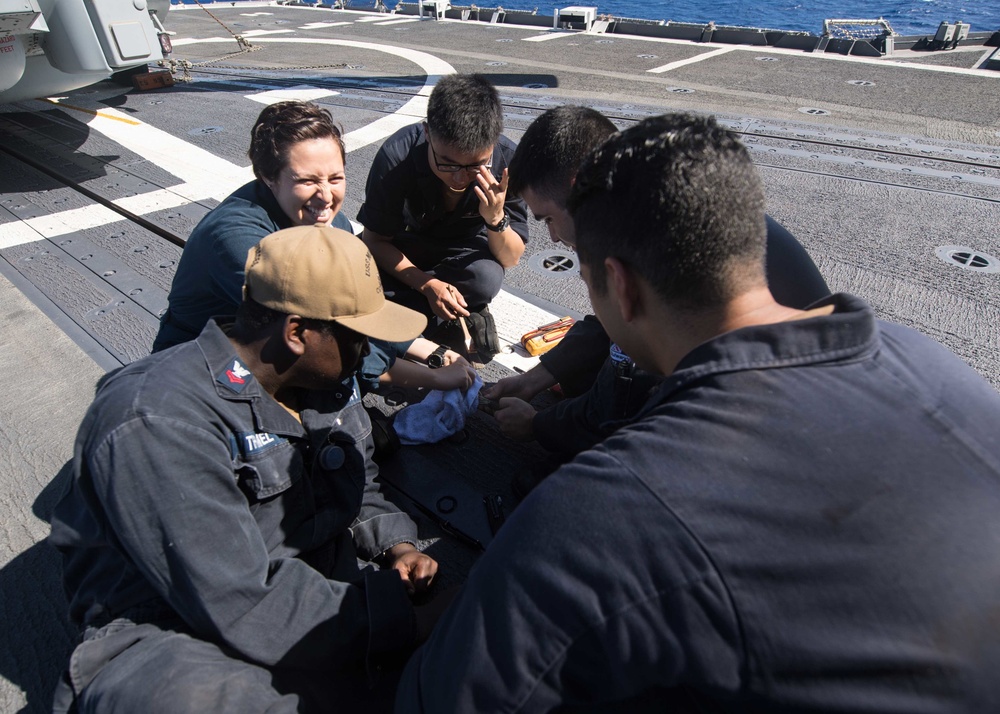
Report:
520,316,575,356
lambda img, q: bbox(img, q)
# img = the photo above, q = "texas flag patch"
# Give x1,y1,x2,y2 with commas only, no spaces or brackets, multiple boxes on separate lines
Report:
217,358,253,393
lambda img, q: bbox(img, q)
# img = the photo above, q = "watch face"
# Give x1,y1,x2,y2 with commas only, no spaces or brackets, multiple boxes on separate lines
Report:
427,346,448,368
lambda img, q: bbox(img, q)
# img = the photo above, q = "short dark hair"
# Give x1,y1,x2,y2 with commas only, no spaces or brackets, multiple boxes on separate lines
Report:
569,113,767,309
426,74,503,152
248,101,346,183
508,106,617,201
235,296,285,334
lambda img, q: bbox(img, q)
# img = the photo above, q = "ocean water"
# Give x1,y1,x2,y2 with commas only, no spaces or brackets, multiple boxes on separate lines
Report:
170,1,1000,37
396,0,1000,36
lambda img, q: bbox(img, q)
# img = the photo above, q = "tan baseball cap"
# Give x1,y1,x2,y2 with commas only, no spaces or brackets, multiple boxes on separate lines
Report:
243,225,426,342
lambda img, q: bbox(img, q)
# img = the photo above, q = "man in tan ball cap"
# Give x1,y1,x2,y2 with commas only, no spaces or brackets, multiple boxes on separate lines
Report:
50,225,448,713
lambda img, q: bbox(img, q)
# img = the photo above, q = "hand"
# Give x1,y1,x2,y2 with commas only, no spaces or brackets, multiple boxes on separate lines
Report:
386,543,438,596
438,349,466,368
482,365,557,403
474,166,508,226
431,360,478,392
493,397,537,442
421,278,469,321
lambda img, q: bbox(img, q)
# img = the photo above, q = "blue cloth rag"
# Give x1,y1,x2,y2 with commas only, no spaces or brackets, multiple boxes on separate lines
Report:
394,377,483,445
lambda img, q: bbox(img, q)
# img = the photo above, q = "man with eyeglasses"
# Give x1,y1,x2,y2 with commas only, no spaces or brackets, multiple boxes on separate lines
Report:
359,74,528,357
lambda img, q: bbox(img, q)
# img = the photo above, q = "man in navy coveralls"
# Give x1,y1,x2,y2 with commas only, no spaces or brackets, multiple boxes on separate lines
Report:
51,226,448,713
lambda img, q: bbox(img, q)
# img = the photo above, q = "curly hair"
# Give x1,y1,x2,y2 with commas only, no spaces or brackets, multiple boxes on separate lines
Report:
570,113,767,309
248,101,345,183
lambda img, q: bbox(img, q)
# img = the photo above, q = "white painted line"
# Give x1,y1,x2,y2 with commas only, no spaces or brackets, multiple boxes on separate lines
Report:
3,178,248,245
356,16,391,22
239,29,295,38
246,86,341,104
240,13,273,17
647,46,736,73
250,37,456,152
0,221,44,249
975,47,997,69
299,22,352,29
489,289,562,373
343,102,427,153
46,101,249,188
522,32,573,42
23,204,123,238
114,184,232,213
170,37,227,47
371,18,420,26
19,37,456,240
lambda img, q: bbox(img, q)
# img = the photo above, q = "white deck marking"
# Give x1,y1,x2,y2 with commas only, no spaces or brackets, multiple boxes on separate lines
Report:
240,13,273,17
615,36,1000,79
21,204,125,239
371,18,420,25
246,86,341,104
975,47,997,69
249,37,455,152
647,47,736,73
0,181,249,247
238,29,294,38
46,100,249,188
299,22,352,29
488,289,563,373
356,16,391,22
0,221,44,249
12,37,455,244
343,102,428,153
523,32,573,42
112,186,218,213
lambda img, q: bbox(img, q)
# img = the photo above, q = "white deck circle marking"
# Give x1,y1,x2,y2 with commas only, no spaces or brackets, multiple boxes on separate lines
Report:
246,86,342,105
176,36,456,152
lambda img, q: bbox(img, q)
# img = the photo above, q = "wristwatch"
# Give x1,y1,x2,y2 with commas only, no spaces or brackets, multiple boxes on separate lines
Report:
426,344,449,369
485,211,510,233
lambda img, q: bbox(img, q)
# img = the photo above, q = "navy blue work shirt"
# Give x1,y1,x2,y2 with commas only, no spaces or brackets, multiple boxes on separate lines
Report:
397,294,1000,712
357,122,528,245
51,320,419,672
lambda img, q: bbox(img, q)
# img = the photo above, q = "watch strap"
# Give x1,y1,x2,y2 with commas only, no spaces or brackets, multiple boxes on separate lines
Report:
485,212,510,233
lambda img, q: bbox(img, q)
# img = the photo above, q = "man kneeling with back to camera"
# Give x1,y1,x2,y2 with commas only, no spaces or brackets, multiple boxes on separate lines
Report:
485,105,830,496
395,114,1000,712
50,225,451,714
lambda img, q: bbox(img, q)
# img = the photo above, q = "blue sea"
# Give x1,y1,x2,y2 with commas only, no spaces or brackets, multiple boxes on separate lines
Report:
171,1,1000,37
447,0,999,36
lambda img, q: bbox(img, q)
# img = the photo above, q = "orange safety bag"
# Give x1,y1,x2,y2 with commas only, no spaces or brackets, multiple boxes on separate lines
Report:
520,316,575,356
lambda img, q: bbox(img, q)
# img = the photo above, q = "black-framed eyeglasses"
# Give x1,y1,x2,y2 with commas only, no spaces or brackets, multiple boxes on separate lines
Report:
428,141,494,174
